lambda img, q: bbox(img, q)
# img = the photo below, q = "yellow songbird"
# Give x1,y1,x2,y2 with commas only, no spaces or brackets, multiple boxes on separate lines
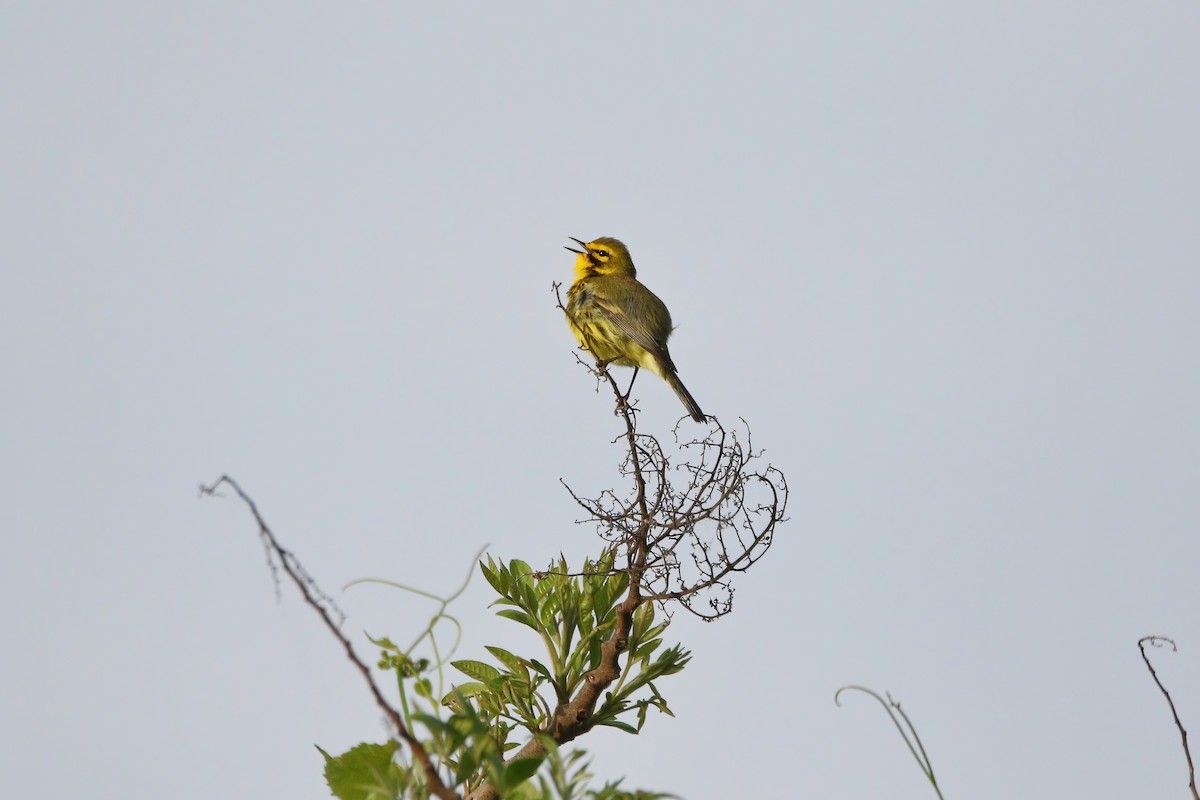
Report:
564,236,705,423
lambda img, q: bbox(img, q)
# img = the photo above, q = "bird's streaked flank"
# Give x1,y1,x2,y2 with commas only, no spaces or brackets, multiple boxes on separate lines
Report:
564,236,706,423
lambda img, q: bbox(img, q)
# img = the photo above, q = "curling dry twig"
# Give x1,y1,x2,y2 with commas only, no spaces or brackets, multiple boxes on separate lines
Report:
564,413,785,619
1138,636,1198,800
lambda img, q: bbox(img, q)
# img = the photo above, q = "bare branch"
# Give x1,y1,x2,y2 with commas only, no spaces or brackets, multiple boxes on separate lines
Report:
566,408,786,620
1139,636,1198,800
201,476,461,800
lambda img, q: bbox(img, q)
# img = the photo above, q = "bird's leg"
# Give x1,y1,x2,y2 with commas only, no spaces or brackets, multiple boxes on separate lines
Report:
591,358,638,415
624,367,640,398
613,367,639,413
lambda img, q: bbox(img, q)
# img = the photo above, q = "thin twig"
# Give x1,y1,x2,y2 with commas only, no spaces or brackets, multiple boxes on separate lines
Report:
835,685,944,800
1139,636,1198,800
201,476,460,800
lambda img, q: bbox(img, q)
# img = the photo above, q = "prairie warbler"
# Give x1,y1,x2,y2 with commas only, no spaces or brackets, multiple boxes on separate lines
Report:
564,236,705,423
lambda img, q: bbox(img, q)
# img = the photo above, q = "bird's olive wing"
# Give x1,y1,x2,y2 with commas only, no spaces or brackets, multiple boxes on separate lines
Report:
590,296,679,374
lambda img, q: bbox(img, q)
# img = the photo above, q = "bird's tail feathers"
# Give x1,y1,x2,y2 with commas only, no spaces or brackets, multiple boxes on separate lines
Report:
664,372,706,423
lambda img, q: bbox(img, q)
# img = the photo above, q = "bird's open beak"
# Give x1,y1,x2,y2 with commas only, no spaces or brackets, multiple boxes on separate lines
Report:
564,237,588,255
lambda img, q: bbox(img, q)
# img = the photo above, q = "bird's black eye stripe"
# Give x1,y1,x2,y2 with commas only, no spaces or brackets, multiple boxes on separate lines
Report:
592,249,608,258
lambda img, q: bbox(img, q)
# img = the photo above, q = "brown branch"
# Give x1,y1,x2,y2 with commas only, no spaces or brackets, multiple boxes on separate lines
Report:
467,368,652,800
1139,636,1198,800
542,364,652,735
201,476,460,800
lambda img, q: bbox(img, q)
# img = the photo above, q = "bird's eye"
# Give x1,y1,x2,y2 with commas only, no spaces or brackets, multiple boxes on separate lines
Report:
593,249,608,259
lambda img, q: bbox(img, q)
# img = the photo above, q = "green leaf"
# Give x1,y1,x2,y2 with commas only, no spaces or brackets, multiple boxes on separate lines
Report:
519,583,540,617
528,659,554,682
634,637,662,662
319,741,406,800
481,560,508,595
596,718,639,735
589,584,607,617
648,682,675,717
410,713,452,737
503,755,545,786
365,634,398,651
486,645,529,677
497,608,539,630
453,749,479,784
442,682,490,704
453,659,502,683
642,620,670,642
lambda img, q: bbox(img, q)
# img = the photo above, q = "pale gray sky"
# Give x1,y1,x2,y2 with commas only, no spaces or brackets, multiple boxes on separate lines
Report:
3,3,1198,798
